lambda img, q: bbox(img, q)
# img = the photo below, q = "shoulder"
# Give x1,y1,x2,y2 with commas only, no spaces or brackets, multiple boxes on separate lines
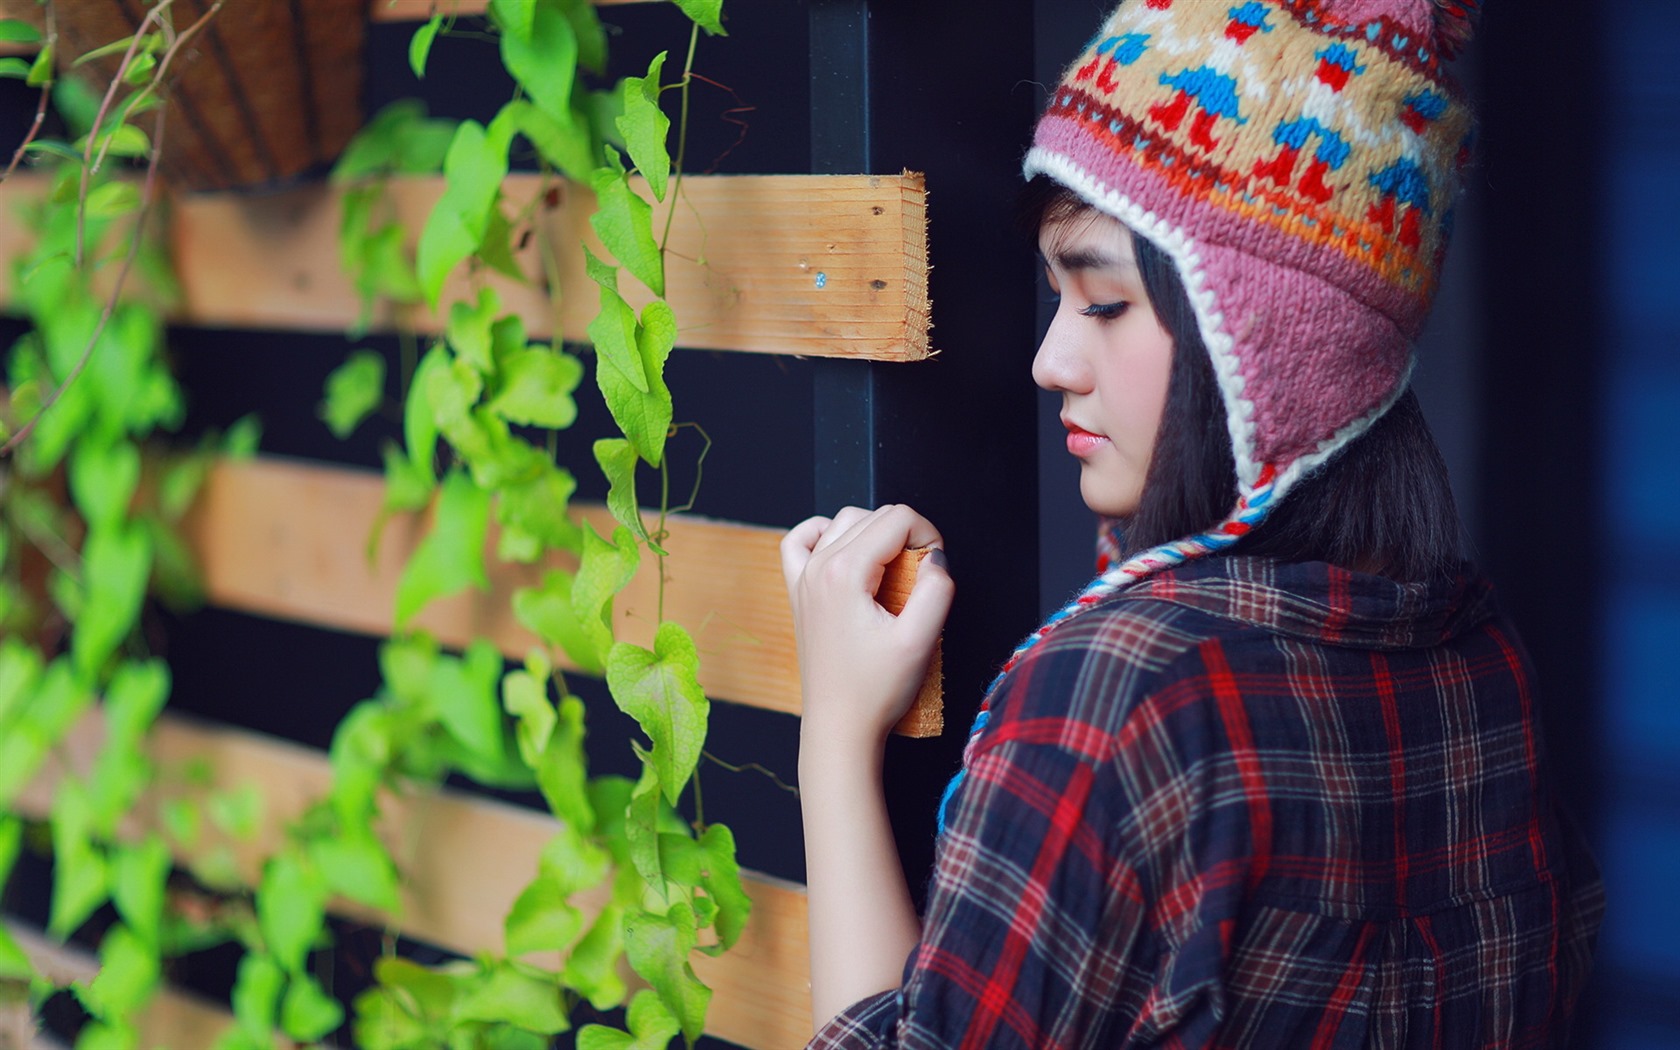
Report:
980,585,1263,763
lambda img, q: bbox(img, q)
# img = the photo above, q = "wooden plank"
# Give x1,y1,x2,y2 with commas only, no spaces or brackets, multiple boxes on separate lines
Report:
15,710,813,1049
182,455,803,718
6,921,249,1050
0,170,930,361
167,171,930,360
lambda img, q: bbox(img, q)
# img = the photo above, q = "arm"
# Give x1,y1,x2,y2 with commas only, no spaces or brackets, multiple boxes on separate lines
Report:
781,505,955,1029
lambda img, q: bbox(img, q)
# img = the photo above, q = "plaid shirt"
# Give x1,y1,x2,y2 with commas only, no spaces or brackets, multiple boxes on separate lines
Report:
810,558,1602,1049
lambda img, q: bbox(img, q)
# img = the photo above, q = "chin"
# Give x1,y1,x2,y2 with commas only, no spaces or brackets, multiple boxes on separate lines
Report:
1078,478,1140,519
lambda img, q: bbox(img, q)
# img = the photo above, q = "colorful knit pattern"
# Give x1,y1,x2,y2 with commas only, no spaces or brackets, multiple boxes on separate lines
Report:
1027,0,1475,484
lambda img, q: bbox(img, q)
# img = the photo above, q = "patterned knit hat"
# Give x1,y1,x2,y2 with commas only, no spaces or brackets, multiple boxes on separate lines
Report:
940,1,1481,826
1031,0,1479,586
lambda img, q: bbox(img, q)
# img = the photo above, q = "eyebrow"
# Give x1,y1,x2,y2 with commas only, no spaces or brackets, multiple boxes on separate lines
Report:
1044,247,1139,274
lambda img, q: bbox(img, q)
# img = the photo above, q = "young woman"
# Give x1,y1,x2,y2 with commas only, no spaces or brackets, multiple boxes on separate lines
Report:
782,1,1603,1046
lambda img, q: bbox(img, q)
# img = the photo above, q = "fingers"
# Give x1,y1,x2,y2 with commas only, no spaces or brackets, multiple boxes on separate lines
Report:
824,505,945,581
780,515,831,591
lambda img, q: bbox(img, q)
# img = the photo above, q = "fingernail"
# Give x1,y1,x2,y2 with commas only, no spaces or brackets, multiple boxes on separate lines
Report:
927,548,948,571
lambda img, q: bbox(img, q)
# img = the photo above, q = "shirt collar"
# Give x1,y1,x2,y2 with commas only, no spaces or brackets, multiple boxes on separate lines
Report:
1121,556,1499,650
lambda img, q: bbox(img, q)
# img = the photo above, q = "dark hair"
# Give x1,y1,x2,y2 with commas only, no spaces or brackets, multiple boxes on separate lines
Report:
1020,175,1463,581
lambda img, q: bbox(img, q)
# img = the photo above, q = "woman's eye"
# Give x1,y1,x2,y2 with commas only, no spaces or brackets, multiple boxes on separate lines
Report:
1079,301,1129,320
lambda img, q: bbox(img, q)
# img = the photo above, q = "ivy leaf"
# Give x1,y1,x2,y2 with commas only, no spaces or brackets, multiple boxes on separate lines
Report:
93,122,149,158
110,836,171,948
453,961,570,1035
590,165,665,298
495,0,577,124
406,345,445,486
74,522,152,678
478,205,525,281
69,436,140,530
618,52,671,202
380,440,434,517
49,784,109,937
0,921,30,981
0,818,29,980
409,15,442,80
695,824,751,953
673,0,727,35
231,952,286,1042
598,302,677,469
488,0,536,40
504,824,607,957
624,760,664,888
562,904,627,1011
538,696,595,834
430,639,506,767
416,116,513,307
393,469,492,628
333,99,457,181
513,570,601,674
593,437,651,545
0,19,42,44
310,828,402,915
257,851,327,973
584,246,647,392
503,97,595,183
496,463,582,562
282,971,345,1042
573,523,642,661
0,56,29,80
447,287,501,375
606,622,709,805
80,923,160,1020
502,651,556,769
27,44,53,87
320,349,387,438
84,180,139,218
103,658,170,745
623,902,712,1046
577,988,681,1050
489,345,583,429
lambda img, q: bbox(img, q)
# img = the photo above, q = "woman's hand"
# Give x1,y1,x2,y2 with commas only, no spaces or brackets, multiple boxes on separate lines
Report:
782,504,951,1025
780,504,955,755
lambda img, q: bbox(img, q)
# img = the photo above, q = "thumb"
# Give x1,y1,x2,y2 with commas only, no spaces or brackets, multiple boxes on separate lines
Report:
897,548,954,642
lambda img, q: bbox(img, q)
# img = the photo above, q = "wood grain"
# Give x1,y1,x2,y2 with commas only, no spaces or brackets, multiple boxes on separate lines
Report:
15,710,813,1049
876,547,945,738
182,455,804,717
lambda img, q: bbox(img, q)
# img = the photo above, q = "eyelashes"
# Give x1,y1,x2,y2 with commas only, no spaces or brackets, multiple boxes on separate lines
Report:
1078,301,1130,320
1041,292,1131,321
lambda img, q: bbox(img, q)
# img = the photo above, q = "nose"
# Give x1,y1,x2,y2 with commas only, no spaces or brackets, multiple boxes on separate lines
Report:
1031,303,1090,394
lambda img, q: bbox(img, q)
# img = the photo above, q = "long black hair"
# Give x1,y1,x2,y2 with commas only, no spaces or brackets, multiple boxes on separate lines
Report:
1021,175,1463,581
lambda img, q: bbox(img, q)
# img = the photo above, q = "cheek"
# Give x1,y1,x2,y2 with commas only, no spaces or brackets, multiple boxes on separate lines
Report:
1103,326,1175,447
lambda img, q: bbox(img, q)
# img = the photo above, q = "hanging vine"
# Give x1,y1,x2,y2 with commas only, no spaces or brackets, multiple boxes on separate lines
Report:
313,1,742,1046
1,0,744,1047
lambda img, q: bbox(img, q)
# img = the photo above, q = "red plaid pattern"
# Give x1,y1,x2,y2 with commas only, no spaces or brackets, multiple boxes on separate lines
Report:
810,558,1602,1049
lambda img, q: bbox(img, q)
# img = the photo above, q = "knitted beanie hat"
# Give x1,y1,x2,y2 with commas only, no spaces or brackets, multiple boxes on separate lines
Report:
941,1,1481,826
1029,0,1480,591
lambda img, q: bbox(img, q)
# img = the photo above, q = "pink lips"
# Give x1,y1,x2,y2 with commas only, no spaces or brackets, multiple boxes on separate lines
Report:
1064,421,1109,457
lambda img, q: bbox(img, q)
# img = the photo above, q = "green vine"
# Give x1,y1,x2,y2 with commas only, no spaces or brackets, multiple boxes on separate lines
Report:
0,2,258,1047
314,1,740,1047
0,0,738,1046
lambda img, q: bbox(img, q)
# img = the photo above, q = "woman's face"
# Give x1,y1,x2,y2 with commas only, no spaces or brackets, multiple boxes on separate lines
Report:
1032,211,1175,518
